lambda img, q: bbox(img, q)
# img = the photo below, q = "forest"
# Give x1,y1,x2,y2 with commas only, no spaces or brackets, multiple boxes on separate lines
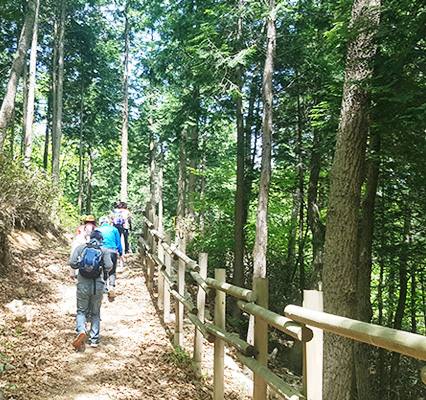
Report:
0,0,425,398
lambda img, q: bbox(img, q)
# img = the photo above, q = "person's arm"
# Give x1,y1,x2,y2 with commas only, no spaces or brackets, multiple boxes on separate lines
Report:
101,247,113,272
69,244,83,269
115,228,123,255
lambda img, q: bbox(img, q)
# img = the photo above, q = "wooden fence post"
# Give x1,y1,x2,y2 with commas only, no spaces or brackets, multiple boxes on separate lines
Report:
146,209,155,291
193,252,208,376
139,234,146,272
253,277,268,400
213,268,226,400
303,290,323,400
174,234,186,347
163,232,171,323
158,236,164,309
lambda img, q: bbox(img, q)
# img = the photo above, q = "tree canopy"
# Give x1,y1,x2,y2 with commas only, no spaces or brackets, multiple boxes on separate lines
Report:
1,0,426,397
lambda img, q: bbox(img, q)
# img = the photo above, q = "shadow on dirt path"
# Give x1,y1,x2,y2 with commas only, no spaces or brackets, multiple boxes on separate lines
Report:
0,231,251,400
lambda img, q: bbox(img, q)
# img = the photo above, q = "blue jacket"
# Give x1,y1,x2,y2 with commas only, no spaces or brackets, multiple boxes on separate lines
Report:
96,223,123,255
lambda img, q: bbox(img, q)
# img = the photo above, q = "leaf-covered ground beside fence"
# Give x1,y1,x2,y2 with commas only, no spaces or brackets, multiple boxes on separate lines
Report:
0,230,252,400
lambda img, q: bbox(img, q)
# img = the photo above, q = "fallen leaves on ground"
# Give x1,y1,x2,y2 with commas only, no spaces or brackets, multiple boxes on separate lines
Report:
0,230,252,400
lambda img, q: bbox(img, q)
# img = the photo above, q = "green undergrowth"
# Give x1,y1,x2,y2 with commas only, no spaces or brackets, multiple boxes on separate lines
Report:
0,156,78,269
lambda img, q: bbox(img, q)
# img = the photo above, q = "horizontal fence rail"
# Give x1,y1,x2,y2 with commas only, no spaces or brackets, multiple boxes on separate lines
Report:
139,209,426,400
285,305,426,362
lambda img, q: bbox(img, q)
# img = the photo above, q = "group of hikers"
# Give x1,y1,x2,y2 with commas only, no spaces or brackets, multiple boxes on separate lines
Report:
68,201,132,349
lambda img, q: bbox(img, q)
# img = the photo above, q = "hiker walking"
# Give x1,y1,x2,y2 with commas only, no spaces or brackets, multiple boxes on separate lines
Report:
69,230,113,348
110,201,125,241
120,202,132,254
70,216,98,279
96,215,123,298
75,215,97,237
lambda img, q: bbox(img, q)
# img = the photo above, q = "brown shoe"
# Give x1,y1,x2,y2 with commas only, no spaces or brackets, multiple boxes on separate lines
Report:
108,289,116,298
72,332,86,348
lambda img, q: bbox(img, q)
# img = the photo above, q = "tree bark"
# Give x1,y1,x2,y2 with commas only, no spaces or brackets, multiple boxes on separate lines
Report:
158,145,164,235
199,132,207,236
410,264,417,333
307,128,325,290
233,1,246,301
51,0,66,186
23,0,40,165
354,129,380,400
86,147,92,214
9,109,16,159
22,60,29,156
0,0,36,151
187,87,199,242
389,207,410,391
323,0,380,398
78,82,85,215
175,128,187,241
121,4,130,203
252,0,276,280
296,90,305,300
43,80,52,169
287,190,299,274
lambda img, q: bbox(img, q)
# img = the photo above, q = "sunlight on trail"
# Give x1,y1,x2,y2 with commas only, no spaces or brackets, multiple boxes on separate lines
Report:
1,238,251,399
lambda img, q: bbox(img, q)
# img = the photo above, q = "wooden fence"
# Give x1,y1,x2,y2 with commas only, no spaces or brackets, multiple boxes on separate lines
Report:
138,209,426,400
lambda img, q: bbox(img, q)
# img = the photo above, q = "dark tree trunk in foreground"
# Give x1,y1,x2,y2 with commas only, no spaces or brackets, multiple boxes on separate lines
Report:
323,0,380,398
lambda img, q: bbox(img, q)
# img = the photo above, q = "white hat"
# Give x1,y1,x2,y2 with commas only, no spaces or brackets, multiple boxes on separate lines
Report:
99,216,110,224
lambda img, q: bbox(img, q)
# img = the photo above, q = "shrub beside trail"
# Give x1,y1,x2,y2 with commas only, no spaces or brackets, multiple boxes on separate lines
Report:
0,156,72,270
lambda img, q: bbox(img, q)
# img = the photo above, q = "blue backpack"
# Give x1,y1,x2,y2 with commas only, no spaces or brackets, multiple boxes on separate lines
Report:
79,241,103,280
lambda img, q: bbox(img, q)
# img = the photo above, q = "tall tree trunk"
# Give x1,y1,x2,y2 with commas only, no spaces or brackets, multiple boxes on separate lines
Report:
187,87,199,243
199,132,207,236
43,81,52,169
0,0,36,151
243,67,258,229
248,2,276,387
287,190,299,273
378,238,386,398
307,128,325,290
51,0,66,186
323,0,380,398
175,129,187,241
252,0,276,280
233,1,246,303
23,0,40,165
86,147,92,214
421,273,426,334
410,264,417,333
158,146,164,235
9,109,16,159
354,129,380,400
78,82,85,215
22,60,28,157
389,207,410,392
296,91,305,300
121,5,129,203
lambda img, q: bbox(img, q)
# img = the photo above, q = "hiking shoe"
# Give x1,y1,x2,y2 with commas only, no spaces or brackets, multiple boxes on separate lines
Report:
90,342,98,348
108,289,116,298
72,332,86,348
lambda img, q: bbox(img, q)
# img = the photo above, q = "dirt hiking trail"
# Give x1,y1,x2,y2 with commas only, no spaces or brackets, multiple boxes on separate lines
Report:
0,230,252,400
